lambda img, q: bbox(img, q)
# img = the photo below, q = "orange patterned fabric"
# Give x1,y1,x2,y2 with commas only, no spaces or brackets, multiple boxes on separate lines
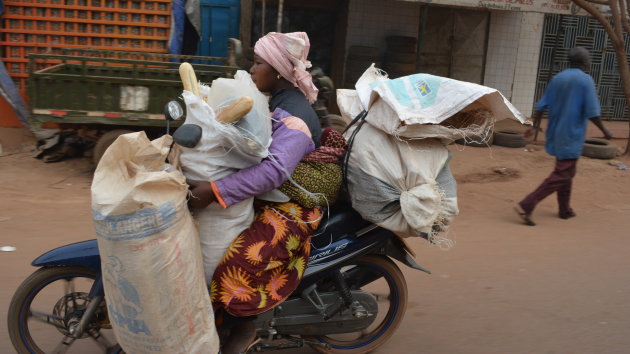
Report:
210,201,322,316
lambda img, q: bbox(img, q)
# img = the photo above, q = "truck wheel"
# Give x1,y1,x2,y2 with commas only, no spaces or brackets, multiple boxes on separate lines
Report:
582,138,618,159
493,130,526,148
93,129,134,165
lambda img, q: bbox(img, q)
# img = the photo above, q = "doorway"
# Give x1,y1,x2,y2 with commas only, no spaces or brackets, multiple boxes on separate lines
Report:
418,6,489,84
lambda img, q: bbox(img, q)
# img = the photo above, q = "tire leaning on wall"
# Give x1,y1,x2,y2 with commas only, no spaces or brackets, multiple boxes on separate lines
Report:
581,138,619,159
322,114,349,134
454,130,494,147
492,130,527,148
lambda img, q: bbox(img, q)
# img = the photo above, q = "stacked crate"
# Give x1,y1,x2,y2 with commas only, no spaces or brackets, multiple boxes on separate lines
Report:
0,0,172,99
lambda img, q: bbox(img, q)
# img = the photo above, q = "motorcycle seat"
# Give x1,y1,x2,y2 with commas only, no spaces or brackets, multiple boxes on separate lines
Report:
311,203,372,249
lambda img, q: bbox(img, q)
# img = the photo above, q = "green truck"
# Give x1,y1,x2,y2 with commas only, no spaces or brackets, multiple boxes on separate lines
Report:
27,49,240,163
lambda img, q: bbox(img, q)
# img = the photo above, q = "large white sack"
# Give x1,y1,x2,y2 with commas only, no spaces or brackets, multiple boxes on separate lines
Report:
351,64,526,140
92,132,218,354
336,89,363,123
344,122,458,242
179,70,273,284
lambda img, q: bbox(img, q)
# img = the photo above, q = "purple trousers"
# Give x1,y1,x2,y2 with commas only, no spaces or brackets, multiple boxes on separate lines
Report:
519,159,578,217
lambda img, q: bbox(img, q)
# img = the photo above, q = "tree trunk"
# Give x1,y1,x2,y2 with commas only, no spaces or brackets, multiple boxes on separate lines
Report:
611,40,630,156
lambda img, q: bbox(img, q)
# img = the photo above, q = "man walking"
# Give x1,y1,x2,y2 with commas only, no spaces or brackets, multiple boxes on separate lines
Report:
515,47,613,226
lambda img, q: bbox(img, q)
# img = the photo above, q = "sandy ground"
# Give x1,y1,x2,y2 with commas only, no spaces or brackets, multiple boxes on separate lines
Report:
0,120,629,354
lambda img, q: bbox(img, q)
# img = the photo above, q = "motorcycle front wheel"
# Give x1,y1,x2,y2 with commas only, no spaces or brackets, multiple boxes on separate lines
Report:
307,255,408,354
7,266,121,354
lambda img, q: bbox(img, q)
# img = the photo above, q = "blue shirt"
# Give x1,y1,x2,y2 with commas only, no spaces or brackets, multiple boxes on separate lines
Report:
535,68,600,159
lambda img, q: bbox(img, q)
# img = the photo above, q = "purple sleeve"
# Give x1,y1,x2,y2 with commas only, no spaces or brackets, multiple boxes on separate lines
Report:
212,118,315,207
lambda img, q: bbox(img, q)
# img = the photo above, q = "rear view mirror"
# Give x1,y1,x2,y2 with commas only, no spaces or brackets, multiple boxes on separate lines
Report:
164,101,184,121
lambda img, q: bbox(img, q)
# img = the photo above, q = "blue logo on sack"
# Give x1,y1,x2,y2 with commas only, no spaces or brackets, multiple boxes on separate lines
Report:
104,256,153,335
93,202,178,241
411,74,442,108
416,80,431,96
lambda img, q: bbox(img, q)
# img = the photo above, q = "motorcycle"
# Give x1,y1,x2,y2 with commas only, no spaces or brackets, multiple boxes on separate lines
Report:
7,101,432,354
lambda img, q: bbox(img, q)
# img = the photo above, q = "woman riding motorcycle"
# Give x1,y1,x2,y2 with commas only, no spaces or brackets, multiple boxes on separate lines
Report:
187,31,339,354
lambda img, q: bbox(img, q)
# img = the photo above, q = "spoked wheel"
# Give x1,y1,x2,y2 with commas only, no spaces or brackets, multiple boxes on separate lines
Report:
307,255,408,353
7,266,121,354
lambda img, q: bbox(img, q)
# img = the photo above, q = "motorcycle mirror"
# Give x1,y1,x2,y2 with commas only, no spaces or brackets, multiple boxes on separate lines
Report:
172,124,202,148
164,101,184,121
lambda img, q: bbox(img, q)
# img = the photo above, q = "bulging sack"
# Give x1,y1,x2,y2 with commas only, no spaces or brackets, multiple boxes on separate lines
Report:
92,132,218,354
344,123,458,244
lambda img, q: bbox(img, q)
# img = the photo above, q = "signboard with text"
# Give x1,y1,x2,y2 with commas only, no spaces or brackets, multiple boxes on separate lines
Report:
399,0,593,15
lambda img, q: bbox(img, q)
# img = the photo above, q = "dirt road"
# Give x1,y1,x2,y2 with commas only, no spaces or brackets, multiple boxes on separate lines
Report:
1,122,629,354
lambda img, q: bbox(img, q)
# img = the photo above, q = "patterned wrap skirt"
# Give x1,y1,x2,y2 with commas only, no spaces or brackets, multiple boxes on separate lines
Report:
210,201,322,316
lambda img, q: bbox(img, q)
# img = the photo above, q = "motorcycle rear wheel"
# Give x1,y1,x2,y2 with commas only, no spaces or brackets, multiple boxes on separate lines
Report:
307,255,408,354
7,266,121,354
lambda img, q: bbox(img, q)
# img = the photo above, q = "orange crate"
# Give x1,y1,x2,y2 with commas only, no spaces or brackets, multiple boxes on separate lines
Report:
0,0,172,100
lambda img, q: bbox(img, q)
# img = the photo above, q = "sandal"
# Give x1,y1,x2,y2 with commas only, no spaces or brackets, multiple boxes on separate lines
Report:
514,205,535,226
242,337,261,354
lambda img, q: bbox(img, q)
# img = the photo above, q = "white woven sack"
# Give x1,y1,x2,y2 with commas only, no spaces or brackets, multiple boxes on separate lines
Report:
353,64,525,140
92,132,219,354
336,88,363,123
345,123,458,238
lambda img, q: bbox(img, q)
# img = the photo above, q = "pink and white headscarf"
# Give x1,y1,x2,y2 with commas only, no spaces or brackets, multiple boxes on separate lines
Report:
254,32,319,104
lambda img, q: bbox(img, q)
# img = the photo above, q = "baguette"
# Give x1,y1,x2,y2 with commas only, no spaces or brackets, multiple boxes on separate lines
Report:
178,62,200,97
180,63,252,124
215,96,254,124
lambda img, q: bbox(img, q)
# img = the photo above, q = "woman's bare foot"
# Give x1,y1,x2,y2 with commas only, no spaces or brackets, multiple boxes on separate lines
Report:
221,320,256,354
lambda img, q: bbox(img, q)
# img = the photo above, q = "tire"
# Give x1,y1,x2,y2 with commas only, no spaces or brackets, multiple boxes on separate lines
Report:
493,129,527,148
316,75,335,92
307,255,408,354
323,114,349,134
93,129,135,165
454,130,494,147
8,266,119,354
582,138,619,159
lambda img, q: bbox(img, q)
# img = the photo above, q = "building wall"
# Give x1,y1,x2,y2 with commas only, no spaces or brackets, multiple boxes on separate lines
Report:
484,11,522,101
345,1,543,116
484,11,544,117
536,14,629,120
511,12,544,117
346,0,420,53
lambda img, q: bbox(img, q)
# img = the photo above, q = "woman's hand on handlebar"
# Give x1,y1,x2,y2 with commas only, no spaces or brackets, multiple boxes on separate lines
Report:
186,179,216,209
